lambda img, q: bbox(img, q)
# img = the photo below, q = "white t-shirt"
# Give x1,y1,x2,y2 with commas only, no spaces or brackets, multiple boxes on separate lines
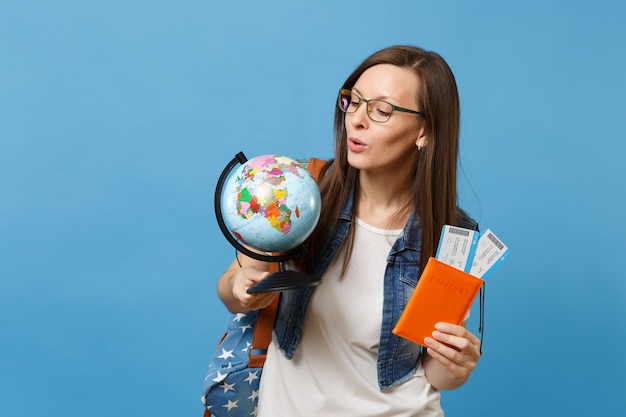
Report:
258,218,442,417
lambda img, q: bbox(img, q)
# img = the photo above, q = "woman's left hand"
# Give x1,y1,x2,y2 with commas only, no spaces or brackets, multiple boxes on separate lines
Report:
423,322,481,388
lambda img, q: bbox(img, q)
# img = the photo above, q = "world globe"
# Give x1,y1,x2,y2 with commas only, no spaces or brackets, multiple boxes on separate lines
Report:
218,153,322,255
214,152,323,293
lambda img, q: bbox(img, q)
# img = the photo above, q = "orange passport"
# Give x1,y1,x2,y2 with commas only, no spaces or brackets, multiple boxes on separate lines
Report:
392,257,484,347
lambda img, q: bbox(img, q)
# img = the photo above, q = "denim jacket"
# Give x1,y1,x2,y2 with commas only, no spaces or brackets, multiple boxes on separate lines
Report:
273,187,477,391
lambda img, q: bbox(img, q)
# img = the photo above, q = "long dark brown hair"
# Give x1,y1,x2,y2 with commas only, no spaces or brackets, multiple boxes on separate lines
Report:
294,45,462,274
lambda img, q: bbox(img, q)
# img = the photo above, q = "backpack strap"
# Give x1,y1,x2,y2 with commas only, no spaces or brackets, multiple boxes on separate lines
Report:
306,157,328,181
248,262,280,368
246,157,327,369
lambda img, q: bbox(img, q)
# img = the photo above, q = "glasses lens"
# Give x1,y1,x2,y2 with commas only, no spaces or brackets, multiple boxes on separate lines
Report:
338,89,356,113
367,100,393,122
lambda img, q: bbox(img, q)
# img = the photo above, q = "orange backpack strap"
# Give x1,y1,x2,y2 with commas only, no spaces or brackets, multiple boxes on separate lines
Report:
306,157,328,182
246,158,327,369
248,262,280,368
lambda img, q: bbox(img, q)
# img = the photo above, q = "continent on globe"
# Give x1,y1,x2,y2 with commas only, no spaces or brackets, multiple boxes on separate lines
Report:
235,156,299,235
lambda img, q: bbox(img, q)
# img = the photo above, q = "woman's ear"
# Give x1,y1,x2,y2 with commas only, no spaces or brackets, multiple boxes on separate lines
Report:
415,126,428,150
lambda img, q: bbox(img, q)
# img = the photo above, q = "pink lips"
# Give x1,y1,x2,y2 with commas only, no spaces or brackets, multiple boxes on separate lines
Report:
348,137,367,152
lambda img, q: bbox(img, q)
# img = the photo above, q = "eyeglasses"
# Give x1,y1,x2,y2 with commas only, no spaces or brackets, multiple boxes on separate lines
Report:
337,89,425,123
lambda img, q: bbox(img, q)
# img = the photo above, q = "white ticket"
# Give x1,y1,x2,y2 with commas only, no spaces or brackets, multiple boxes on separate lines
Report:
435,225,479,273
469,229,509,278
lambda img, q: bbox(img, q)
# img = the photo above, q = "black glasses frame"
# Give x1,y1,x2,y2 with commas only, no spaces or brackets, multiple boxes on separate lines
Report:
337,88,426,123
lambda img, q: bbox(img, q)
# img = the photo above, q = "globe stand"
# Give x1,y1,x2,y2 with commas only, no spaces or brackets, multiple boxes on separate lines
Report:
214,151,322,294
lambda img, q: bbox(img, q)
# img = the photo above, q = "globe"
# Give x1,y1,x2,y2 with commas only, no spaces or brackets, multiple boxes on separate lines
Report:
219,154,322,254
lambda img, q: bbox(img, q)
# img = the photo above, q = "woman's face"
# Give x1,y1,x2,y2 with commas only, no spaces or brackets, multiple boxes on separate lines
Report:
344,64,426,173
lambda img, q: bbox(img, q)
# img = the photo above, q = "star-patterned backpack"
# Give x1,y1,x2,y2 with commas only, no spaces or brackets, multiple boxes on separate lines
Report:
200,158,328,417
200,277,279,417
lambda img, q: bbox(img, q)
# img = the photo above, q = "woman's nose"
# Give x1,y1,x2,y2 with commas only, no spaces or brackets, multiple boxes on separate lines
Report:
349,102,369,128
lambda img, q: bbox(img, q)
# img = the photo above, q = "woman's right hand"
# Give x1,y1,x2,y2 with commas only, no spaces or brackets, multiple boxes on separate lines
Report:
217,255,276,313
230,266,278,311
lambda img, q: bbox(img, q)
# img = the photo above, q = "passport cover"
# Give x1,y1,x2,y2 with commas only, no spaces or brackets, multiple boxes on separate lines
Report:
392,257,484,347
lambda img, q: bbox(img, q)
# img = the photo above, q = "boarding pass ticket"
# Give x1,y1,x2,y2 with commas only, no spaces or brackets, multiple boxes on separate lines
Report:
435,225,479,273
436,225,509,278
469,229,509,278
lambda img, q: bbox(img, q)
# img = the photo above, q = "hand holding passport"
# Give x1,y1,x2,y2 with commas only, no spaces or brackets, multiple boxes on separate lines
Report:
392,226,508,348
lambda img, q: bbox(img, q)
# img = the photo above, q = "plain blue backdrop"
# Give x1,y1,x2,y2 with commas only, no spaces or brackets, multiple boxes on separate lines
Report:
1,1,624,416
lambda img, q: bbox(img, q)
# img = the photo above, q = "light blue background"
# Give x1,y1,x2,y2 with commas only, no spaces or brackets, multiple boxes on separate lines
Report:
1,1,624,416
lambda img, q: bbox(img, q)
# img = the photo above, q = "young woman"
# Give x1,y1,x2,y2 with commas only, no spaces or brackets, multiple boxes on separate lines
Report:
217,45,482,416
